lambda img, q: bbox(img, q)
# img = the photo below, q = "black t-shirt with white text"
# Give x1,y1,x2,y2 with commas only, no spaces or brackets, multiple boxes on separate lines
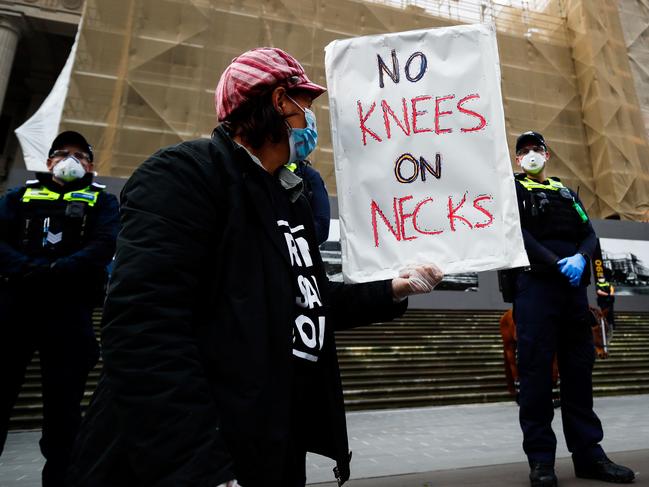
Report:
263,173,326,366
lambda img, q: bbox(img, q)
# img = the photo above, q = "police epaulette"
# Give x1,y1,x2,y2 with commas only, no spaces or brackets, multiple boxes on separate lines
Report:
548,176,561,182
25,179,40,187
90,182,106,190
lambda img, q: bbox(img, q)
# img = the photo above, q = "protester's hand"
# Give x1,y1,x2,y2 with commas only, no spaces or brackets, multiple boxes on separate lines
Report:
392,264,444,301
557,253,585,287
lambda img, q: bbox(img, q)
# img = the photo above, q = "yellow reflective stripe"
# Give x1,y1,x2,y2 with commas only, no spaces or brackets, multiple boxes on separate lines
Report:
21,187,61,202
21,186,99,207
285,162,298,172
518,177,565,192
63,190,99,207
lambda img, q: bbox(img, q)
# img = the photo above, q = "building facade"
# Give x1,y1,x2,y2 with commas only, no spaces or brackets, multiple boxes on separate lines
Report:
2,1,649,220
0,0,82,182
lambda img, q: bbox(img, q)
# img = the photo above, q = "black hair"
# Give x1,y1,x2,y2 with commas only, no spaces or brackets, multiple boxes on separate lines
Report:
223,88,295,149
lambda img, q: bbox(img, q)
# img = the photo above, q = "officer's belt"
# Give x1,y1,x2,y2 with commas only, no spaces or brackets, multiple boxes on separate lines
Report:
523,264,557,274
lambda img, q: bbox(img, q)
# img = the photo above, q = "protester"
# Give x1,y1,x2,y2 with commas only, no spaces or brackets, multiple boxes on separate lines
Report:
508,131,634,486
67,47,444,487
0,131,119,486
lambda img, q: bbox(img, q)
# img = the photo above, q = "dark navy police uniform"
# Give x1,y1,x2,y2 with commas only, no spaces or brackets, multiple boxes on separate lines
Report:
0,172,119,486
512,173,605,466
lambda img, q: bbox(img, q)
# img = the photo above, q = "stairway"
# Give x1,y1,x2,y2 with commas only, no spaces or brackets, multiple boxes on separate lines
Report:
337,310,649,410
8,310,649,429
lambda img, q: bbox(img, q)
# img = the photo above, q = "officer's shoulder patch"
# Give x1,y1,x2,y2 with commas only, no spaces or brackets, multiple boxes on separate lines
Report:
90,182,107,190
549,176,562,182
25,179,40,186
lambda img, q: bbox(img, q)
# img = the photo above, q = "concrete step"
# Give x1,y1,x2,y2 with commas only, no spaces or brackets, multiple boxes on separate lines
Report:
8,309,649,429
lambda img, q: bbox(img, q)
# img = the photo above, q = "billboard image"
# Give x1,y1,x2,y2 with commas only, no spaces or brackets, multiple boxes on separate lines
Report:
600,238,649,296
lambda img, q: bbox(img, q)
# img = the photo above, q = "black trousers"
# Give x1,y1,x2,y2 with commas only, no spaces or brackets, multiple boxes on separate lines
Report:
513,271,605,465
0,286,99,487
597,295,615,329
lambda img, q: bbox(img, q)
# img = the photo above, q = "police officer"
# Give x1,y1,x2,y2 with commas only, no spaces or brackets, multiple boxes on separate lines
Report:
592,241,616,329
511,131,634,486
0,131,119,486
596,272,615,328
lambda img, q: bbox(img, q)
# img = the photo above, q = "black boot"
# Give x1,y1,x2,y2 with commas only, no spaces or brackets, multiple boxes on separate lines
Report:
529,462,558,487
574,457,635,483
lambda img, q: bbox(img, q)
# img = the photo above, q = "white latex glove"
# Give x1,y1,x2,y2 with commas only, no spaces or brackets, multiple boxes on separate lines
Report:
391,264,444,302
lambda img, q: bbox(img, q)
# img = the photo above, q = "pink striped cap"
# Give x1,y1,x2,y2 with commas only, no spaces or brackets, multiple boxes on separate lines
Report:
215,47,326,122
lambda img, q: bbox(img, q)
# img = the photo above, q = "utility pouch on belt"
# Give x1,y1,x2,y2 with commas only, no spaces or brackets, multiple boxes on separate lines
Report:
498,269,518,303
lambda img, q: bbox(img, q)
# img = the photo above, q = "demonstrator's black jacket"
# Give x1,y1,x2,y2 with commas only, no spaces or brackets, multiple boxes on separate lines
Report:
68,126,406,487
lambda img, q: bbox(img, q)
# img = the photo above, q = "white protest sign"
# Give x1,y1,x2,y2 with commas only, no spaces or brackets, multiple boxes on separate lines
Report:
324,23,529,283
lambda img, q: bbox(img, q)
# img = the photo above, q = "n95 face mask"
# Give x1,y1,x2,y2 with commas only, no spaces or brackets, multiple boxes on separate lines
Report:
520,151,546,175
53,156,86,182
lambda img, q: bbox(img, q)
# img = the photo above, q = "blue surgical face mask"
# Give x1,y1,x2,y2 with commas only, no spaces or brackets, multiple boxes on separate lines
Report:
285,96,318,164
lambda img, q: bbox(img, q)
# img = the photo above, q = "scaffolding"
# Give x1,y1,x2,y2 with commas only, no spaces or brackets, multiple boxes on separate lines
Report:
59,0,649,220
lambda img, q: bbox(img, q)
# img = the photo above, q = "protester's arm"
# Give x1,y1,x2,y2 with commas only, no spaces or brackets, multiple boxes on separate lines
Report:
53,192,120,273
0,189,37,275
327,265,443,331
328,279,407,331
101,147,234,487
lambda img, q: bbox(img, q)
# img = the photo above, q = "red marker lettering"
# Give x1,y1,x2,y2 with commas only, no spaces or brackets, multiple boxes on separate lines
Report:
434,95,455,135
357,100,382,145
371,198,401,247
413,198,443,235
382,98,411,139
411,95,433,134
398,195,417,241
473,195,494,228
447,193,473,231
457,94,487,132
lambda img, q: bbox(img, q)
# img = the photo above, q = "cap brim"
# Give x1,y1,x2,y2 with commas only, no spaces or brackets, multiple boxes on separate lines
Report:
296,81,327,99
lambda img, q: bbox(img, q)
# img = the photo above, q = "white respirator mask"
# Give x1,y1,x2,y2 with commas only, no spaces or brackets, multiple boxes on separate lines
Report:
53,156,86,182
520,150,546,175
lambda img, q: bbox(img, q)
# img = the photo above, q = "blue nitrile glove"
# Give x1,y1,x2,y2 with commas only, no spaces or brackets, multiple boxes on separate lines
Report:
557,253,586,287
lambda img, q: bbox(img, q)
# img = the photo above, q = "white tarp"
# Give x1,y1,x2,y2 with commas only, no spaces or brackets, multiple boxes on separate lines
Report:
325,23,529,283
15,21,81,172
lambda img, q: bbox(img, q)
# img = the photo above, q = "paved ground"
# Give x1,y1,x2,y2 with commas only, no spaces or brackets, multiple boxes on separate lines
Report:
306,394,649,484
311,450,648,486
1,394,647,486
